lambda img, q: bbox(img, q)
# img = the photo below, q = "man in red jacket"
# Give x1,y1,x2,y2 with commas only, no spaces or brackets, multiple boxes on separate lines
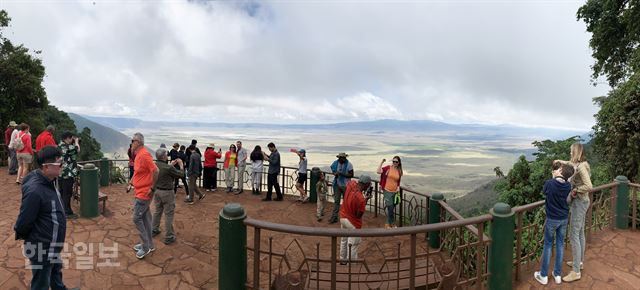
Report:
35,125,57,152
339,174,372,264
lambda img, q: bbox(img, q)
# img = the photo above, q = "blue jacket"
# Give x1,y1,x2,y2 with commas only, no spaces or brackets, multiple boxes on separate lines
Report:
543,177,572,220
14,170,67,259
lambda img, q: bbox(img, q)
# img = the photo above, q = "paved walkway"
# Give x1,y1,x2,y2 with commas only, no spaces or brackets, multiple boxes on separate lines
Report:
515,229,640,289
0,169,386,290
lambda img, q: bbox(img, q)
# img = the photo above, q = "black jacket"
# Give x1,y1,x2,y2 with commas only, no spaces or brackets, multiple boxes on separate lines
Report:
14,170,67,258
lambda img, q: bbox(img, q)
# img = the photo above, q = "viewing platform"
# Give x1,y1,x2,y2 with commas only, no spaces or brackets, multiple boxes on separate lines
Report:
1,160,639,289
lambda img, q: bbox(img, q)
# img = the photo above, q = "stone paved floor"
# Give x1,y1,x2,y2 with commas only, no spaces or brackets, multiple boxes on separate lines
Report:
0,169,387,290
515,229,640,289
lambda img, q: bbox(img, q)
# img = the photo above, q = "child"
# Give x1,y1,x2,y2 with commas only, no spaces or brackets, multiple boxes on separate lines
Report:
316,172,328,221
534,162,575,285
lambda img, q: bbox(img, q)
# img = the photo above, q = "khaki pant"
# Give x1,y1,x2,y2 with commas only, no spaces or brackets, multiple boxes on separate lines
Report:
339,218,361,261
187,175,203,200
225,167,236,189
152,189,176,239
237,165,246,191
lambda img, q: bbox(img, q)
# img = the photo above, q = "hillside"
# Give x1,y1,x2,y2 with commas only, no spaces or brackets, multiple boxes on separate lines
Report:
68,113,130,155
447,179,501,217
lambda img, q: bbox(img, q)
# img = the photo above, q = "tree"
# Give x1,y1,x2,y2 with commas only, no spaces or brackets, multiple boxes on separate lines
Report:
495,136,581,207
577,0,640,87
577,1,640,181
78,127,104,161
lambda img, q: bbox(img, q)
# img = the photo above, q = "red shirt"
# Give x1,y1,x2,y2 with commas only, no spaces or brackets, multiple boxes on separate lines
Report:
339,180,366,229
16,131,33,154
204,148,222,168
4,127,12,146
132,147,157,200
35,131,56,151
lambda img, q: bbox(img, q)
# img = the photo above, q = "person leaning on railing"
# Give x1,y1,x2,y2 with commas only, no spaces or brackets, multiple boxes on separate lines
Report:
377,156,403,229
339,174,373,264
555,142,593,282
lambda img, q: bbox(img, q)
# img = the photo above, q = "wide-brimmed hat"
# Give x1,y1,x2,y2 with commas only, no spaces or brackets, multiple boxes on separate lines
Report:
173,143,180,148
209,143,215,148
8,121,17,127
336,152,348,158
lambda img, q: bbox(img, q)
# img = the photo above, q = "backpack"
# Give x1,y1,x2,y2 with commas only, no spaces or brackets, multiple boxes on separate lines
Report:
13,133,25,151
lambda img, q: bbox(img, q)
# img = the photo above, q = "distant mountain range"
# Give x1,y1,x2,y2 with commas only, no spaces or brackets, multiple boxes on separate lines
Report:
68,113,131,155
80,115,587,141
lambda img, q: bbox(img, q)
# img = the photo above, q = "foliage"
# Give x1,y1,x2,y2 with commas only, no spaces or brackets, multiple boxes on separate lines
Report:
495,136,581,207
592,73,640,182
493,167,504,178
0,10,104,160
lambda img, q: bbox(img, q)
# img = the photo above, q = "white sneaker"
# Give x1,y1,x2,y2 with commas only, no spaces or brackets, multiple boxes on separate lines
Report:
534,271,548,285
554,275,562,284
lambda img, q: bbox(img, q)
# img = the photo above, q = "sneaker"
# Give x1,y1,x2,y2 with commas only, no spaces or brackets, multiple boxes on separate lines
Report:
212,188,218,192
302,196,310,203
554,275,562,284
136,248,151,259
152,229,161,237
163,237,176,245
184,197,192,203
534,271,548,285
261,198,272,202
562,271,581,282
339,261,348,265
566,261,584,270
188,200,195,205
132,244,155,252
199,193,206,201
234,191,242,195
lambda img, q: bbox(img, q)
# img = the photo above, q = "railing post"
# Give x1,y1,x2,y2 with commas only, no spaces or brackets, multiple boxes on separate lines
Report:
281,167,286,195
219,203,247,290
489,203,514,290
399,188,404,227
79,163,100,218
615,176,630,229
428,193,444,248
99,157,110,187
310,167,320,203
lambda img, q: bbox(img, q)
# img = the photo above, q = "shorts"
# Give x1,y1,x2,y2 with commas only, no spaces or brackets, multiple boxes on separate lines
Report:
17,153,33,164
297,173,307,185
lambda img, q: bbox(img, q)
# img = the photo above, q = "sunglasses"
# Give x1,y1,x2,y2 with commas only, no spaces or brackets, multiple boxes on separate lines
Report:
393,160,399,163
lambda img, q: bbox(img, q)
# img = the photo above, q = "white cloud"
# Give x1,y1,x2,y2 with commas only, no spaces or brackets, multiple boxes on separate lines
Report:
0,0,608,129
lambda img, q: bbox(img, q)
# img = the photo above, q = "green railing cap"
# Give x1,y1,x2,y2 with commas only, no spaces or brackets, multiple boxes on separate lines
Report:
491,202,513,217
221,203,246,220
83,164,97,170
431,193,445,201
615,176,629,183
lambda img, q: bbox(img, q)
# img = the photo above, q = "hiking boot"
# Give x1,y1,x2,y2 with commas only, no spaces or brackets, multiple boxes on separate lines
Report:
152,229,161,237
163,237,176,245
534,271,548,285
562,271,581,282
566,261,584,270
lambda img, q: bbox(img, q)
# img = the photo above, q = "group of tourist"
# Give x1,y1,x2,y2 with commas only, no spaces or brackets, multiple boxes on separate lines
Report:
535,143,592,285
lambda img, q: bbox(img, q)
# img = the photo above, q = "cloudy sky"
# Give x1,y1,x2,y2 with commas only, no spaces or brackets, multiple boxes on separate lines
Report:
1,0,608,130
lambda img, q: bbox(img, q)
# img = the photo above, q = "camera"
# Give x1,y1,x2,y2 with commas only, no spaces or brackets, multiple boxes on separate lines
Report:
365,186,373,198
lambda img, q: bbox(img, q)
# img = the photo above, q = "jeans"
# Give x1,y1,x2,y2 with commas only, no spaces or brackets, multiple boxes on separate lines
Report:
330,185,346,221
252,168,262,190
266,172,282,200
339,218,361,261
237,165,246,191
8,147,18,174
569,197,590,273
152,189,176,240
383,190,397,225
540,218,568,277
29,258,66,290
133,198,154,251
58,177,75,215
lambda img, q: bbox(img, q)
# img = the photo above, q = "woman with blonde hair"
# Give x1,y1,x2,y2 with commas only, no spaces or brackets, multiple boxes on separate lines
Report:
555,143,592,282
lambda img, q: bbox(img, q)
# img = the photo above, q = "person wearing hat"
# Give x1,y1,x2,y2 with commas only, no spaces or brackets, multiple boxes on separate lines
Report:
5,121,19,174
203,143,222,192
328,152,354,223
339,174,373,264
292,148,308,202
